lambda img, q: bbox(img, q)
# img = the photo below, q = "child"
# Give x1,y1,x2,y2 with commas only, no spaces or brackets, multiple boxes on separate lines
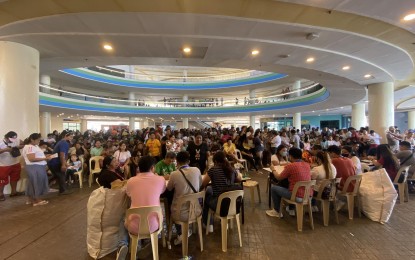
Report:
66,154,82,184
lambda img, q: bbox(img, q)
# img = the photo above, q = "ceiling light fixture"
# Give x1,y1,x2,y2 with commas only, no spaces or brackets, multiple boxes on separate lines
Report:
342,66,350,70
183,47,191,53
403,13,415,21
103,44,113,51
364,74,372,78
306,57,315,63
251,50,260,55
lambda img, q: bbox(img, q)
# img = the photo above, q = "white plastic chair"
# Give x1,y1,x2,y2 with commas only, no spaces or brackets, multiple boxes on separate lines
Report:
280,180,316,231
88,156,103,187
393,166,410,203
126,206,164,260
314,178,341,226
167,191,205,257
337,175,363,220
206,190,244,252
235,149,248,172
361,163,370,173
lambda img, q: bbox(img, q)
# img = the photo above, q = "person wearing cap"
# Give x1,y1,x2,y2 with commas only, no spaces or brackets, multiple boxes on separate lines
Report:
47,130,74,195
0,131,24,201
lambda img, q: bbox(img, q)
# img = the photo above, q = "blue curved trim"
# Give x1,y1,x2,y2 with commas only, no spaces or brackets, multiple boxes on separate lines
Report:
60,68,287,90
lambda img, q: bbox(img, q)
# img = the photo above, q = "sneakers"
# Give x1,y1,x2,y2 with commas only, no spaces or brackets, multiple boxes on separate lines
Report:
203,224,214,233
33,200,48,207
174,229,193,246
312,206,319,212
336,200,346,211
286,206,295,216
116,245,128,260
266,209,283,218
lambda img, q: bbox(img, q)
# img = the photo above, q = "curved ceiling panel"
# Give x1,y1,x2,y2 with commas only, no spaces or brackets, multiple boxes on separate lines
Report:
60,68,287,90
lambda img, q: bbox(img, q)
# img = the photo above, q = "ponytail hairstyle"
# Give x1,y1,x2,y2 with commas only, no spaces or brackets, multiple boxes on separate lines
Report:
213,151,234,180
316,151,333,179
25,133,42,145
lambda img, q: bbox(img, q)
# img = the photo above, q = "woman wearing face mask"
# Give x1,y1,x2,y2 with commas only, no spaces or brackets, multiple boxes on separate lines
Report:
341,146,362,175
271,145,289,166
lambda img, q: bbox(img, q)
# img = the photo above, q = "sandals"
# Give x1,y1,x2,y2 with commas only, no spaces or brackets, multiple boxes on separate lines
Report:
33,200,48,207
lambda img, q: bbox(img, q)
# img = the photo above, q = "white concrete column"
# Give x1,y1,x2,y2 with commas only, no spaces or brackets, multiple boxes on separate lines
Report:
182,118,189,129
81,119,87,133
40,74,51,94
408,110,415,130
39,112,51,138
352,103,366,129
183,95,189,128
292,80,301,98
128,92,135,106
293,112,301,130
368,82,394,143
129,117,135,131
249,115,256,128
249,89,256,104
0,42,39,138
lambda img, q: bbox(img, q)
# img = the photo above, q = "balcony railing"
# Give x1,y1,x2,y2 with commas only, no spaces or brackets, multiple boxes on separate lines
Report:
39,83,323,108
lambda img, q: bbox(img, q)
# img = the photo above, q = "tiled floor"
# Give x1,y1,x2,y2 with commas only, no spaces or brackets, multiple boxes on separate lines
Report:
1,171,415,260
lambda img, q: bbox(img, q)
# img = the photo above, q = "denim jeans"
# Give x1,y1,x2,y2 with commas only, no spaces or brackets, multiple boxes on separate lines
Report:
202,186,217,225
271,186,292,212
118,218,129,247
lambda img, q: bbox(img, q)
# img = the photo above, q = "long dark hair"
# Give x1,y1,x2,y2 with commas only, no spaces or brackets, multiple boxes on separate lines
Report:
376,144,399,171
213,151,234,180
315,151,333,179
25,133,41,145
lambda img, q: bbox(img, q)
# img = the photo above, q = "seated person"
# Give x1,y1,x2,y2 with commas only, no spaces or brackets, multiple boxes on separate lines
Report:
117,156,166,260
223,138,238,162
66,154,82,183
372,144,399,181
341,146,362,175
266,148,311,218
154,152,177,180
271,145,289,166
97,156,124,189
202,151,242,227
166,151,202,245
327,145,355,192
396,141,415,181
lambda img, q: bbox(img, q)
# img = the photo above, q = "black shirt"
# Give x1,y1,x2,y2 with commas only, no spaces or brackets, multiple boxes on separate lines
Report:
187,141,209,170
97,169,124,189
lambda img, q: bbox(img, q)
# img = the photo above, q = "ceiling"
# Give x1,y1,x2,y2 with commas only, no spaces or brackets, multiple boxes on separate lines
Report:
0,0,414,118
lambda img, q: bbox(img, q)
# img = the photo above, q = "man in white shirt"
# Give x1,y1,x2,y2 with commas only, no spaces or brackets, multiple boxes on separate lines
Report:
269,130,281,154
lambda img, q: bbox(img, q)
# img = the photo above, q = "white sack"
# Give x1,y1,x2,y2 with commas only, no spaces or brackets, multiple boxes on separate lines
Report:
87,186,128,259
359,168,398,224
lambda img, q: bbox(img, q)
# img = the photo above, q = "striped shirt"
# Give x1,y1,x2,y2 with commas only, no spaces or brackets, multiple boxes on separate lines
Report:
208,166,237,197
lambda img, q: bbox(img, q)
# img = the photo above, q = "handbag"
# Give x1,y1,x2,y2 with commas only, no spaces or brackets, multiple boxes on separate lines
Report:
10,147,21,157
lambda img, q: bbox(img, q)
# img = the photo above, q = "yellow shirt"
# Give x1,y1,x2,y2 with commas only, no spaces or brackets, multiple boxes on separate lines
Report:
223,143,236,154
146,139,161,156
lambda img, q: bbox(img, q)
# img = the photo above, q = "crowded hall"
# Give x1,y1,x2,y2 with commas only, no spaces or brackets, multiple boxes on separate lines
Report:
2,1,415,260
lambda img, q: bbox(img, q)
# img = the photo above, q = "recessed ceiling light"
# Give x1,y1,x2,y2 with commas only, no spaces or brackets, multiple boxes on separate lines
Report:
312,111,315,113
340,107,344,109
251,50,260,55
183,47,191,53
403,14,415,21
306,57,315,63
103,44,113,51
342,66,350,70
364,74,372,78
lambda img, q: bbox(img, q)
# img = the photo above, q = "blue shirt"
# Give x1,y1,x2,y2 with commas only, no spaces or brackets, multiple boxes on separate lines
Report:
48,139,70,166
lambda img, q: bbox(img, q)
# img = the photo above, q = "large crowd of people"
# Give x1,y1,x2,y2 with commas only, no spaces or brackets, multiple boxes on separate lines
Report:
0,124,414,259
